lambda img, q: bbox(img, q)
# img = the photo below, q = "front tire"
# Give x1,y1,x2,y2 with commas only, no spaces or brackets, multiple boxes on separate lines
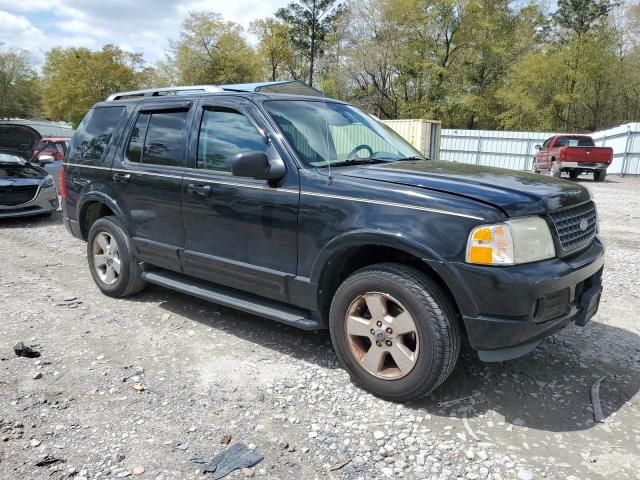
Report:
87,216,146,297
329,263,461,402
569,170,580,179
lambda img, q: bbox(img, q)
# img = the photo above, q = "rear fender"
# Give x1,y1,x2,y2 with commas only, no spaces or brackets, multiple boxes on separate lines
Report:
78,192,129,239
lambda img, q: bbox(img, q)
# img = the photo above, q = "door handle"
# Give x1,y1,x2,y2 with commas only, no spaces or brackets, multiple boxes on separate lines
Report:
113,172,131,184
186,183,212,197
71,178,88,187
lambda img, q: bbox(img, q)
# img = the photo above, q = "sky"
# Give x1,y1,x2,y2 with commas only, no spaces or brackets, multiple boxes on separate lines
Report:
0,0,289,66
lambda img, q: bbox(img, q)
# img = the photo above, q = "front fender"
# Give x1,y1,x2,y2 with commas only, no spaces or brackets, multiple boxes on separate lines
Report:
310,229,481,318
309,229,445,285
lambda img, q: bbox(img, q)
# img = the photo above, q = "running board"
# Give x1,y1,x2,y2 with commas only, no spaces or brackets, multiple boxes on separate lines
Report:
141,270,322,331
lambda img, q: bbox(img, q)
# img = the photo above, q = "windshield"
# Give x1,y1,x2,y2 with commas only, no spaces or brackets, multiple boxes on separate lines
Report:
0,153,25,165
264,100,425,167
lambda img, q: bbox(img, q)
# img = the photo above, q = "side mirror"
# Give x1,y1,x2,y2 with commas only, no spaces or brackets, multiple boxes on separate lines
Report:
534,145,542,150
231,151,285,181
38,154,55,164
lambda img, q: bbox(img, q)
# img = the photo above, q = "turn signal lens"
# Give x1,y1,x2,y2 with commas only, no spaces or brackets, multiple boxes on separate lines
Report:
466,224,515,265
466,217,556,266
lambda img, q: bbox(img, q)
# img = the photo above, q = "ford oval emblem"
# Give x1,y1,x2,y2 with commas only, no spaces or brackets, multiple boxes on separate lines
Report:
579,219,589,231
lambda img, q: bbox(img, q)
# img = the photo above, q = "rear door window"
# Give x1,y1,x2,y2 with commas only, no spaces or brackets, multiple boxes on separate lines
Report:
126,110,188,168
68,107,126,165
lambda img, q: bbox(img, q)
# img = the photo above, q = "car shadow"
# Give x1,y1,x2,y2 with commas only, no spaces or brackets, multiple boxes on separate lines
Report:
567,175,620,183
129,284,640,434
0,210,63,228
411,323,640,433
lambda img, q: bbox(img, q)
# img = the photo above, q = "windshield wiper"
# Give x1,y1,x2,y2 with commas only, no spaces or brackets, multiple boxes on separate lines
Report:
327,158,389,168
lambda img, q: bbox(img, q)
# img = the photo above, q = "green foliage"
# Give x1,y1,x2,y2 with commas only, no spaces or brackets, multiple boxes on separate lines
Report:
552,0,618,36
0,44,40,119
41,45,149,126
171,12,260,85
275,0,345,85
250,18,295,81
27,1,640,132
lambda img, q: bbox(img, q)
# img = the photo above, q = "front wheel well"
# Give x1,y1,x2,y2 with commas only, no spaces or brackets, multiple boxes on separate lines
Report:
79,201,116,240
317,245,461,325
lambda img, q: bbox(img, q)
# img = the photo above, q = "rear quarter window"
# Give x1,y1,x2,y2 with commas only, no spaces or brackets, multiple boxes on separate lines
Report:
68,107,126,165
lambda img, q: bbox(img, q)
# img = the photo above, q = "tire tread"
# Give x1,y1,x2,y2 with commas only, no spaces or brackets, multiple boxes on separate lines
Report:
330,263,461,401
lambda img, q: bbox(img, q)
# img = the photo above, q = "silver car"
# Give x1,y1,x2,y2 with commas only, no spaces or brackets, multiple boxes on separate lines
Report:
0,153,59,218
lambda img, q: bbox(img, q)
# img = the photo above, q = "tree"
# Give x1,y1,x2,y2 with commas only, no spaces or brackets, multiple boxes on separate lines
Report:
552,0,618,37
0,44,40,119
41,45,148,126
250,18,295,81
171,12,260,85
275,0,345,86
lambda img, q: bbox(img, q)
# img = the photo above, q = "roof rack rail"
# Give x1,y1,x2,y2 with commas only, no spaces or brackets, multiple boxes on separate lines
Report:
106,85,223,101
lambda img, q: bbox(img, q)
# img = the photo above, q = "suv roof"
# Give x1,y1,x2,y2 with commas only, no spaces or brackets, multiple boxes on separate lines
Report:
103,82,330,104
95,91,343,109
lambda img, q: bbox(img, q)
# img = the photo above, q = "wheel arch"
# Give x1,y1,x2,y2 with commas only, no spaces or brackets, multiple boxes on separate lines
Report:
78,193,127,240
311,230,470,325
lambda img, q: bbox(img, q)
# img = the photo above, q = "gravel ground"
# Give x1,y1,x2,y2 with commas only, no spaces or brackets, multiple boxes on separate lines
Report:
1,176,639,480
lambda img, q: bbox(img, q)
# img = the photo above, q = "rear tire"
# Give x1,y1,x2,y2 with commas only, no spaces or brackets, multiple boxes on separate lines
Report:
87,216,146,297
569,170,580,179
550,161,561,178
329,263,461,402
532,161,540,174
594,169,606,182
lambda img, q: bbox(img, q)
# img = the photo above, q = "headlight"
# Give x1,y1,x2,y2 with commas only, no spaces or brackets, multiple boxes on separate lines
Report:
466,217,555,265
42,175,54,188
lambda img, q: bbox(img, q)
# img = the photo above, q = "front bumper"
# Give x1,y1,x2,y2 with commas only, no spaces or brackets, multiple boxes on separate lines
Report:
0,186,58,218
450,238,605,360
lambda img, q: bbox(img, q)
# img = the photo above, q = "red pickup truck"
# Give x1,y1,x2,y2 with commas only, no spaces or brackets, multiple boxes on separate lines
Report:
533,135,613,182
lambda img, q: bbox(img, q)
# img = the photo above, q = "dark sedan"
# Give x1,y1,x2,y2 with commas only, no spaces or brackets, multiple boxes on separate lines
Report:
0,153,59,218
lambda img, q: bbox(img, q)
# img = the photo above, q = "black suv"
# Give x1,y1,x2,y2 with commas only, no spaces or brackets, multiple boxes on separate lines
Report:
62,86,604,401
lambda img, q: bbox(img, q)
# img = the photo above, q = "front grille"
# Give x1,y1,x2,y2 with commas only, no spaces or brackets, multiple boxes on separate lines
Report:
549,201,597,253
0,185,38,206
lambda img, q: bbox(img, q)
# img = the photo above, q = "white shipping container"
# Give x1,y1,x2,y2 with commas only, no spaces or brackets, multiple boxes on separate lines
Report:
382,119,442,160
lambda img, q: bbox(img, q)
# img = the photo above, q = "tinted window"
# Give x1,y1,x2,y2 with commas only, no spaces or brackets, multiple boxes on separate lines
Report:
41,144,57,154
68,107,126,164
197,108,266,173
144,111,188,167
126,111,188,167
556,136,595,147
127,113,149,163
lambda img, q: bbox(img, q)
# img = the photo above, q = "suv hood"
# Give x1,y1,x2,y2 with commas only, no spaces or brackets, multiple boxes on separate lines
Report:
0,124,42,160
339,160,591,217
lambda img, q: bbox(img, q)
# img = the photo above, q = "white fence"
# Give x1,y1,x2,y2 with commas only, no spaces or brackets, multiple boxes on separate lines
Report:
440,122,640,175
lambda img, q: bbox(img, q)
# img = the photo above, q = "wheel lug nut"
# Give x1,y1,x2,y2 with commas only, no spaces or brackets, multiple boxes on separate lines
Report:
370,329,375,334
386,328,392,334
376,321,382,327
385,340,392,346
376,341,382,347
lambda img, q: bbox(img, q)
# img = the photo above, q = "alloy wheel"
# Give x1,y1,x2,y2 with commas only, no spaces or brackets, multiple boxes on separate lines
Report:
344,292,419,379
92,232,121,285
